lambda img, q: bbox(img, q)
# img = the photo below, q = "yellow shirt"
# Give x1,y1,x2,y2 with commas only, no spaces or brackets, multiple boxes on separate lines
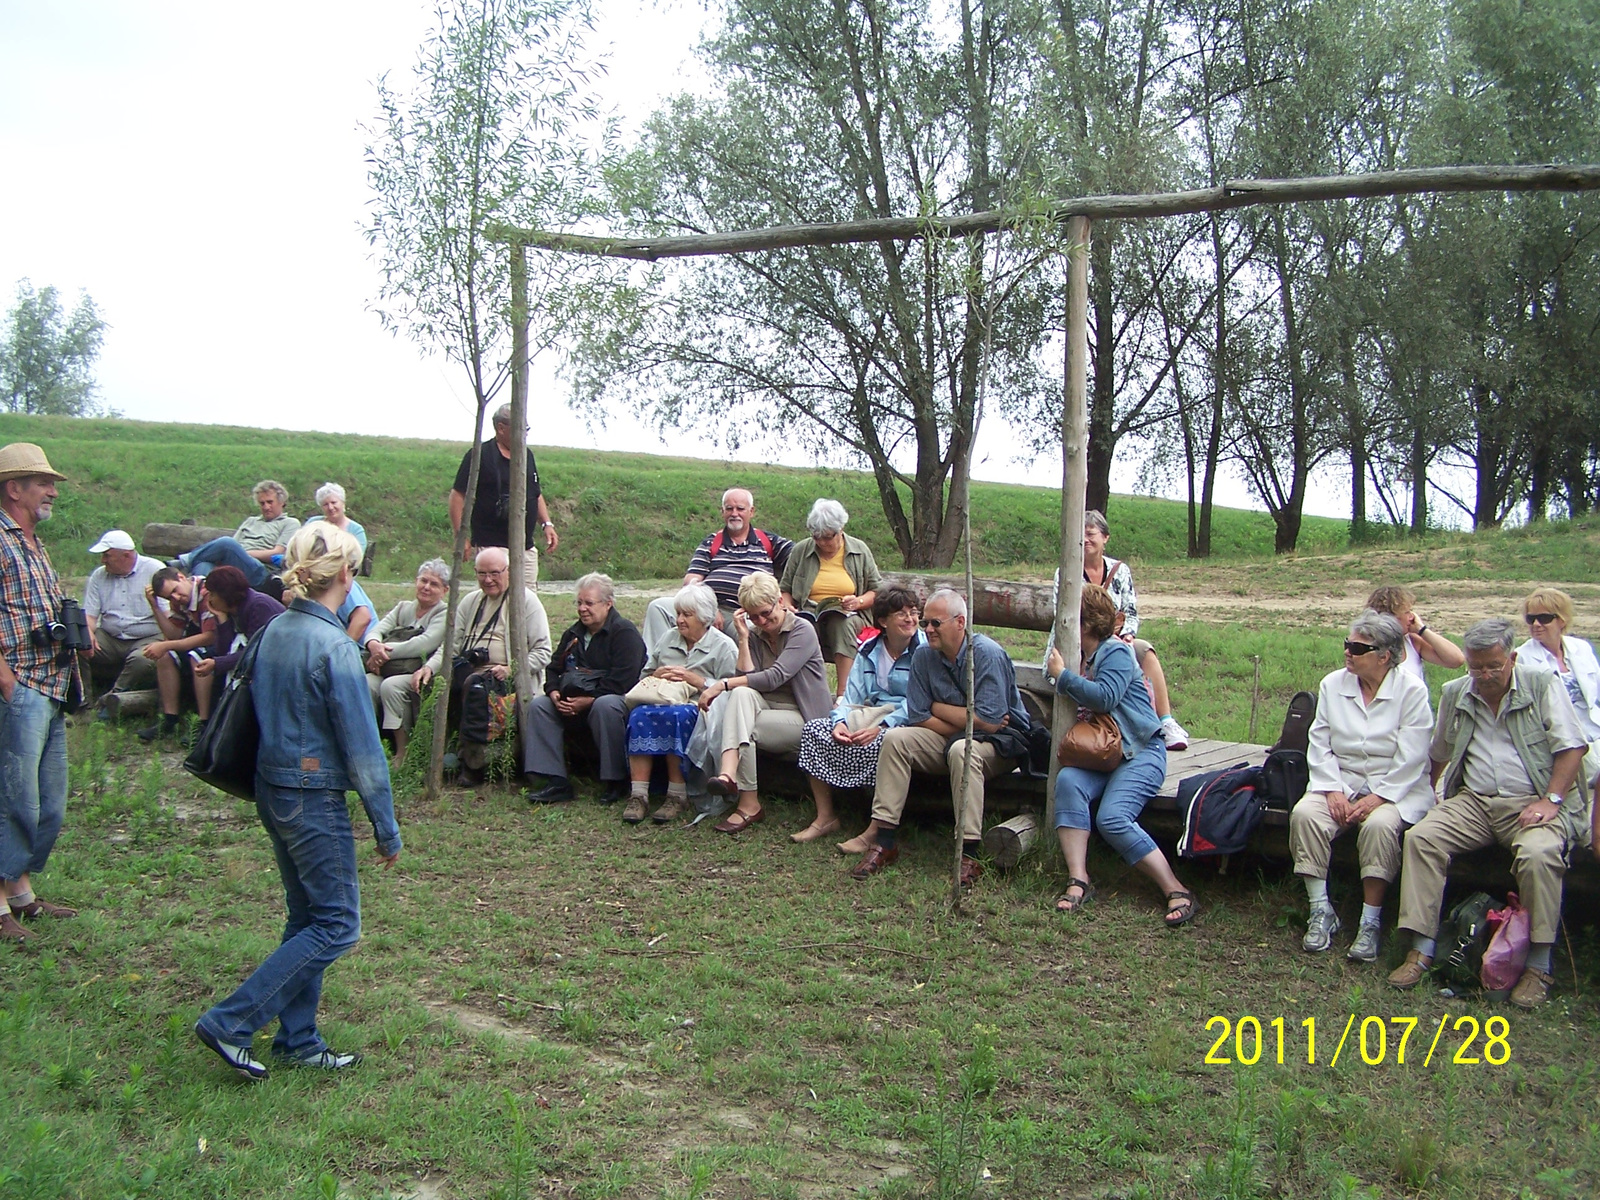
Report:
808,544,855,603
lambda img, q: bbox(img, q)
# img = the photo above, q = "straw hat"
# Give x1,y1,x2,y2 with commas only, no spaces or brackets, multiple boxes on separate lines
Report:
0,443,67,482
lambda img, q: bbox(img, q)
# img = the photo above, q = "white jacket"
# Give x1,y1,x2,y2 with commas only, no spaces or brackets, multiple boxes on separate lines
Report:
1306,666,1436,824
1517,635,1600,742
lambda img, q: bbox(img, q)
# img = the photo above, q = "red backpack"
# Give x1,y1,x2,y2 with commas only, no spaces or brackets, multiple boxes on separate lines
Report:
707,528,775,559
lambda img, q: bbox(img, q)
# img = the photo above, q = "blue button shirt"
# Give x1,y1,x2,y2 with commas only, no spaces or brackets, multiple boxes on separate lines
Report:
905,630,1031,734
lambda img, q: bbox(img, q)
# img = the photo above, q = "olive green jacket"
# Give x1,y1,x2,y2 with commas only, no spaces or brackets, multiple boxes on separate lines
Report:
779,534,882,615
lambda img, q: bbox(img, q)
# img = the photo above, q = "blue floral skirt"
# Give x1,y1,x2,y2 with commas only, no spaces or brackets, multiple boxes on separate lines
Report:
626,704,701,774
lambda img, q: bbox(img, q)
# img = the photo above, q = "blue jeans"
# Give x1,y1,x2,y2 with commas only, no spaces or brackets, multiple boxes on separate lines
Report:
184,538,268,588
197,785,362,1057
0,684,69,880
1054,735,1167,865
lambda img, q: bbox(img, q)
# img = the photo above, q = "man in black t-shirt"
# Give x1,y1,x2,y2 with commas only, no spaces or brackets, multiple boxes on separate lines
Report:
449,403,559,586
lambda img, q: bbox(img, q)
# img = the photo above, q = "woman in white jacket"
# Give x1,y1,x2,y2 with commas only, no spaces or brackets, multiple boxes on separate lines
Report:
1517,588,1600,745
1290,610,1435,964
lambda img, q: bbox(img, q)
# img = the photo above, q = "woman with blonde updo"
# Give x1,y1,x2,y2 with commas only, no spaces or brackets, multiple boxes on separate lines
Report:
194,523,401,1081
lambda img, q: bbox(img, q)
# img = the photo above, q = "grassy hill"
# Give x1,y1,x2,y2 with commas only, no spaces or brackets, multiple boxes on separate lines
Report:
1,413,1356,580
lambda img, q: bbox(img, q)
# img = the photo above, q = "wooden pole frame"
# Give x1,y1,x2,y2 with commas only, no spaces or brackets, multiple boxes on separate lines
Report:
508,244,534,706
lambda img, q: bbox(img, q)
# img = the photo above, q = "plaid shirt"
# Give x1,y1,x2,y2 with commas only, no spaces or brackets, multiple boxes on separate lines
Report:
0,509,73,702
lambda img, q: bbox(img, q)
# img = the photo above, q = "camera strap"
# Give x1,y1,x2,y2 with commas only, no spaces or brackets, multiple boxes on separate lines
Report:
462,593,505,652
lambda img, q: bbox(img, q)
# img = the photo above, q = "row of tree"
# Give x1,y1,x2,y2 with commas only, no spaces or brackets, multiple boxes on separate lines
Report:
561,0,1600,562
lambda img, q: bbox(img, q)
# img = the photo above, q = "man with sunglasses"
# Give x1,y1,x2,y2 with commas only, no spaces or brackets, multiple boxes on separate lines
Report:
1389,617,1588,1008
848,588,1030,885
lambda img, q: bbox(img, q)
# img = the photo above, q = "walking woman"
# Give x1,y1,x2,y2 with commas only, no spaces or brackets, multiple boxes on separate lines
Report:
194,523,401,1080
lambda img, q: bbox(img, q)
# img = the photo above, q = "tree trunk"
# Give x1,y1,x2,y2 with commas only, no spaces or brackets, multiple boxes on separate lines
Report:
1409,416,1429,533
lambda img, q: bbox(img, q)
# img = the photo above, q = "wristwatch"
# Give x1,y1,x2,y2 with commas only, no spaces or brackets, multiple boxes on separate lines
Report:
1546,792,1564,808
540,520,554,529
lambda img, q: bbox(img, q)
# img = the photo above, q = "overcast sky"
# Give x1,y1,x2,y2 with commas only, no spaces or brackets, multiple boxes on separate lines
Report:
0,0,1348,516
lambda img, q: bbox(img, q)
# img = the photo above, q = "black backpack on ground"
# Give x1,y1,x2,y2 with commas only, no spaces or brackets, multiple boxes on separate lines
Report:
1438,891,1500,988
1260,690,1316,810
1177,762,1263,858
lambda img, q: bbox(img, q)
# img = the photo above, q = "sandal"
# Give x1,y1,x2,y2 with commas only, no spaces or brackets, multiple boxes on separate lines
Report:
1055,879,1095,913
714,807,764,834
1164,890,1197,928
706,774,738,796
790,818,841,843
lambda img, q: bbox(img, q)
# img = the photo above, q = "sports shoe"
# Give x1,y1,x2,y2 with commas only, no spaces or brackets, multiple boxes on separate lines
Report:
1159,716,1190,751
651,796,690,823
1301,906,1341,953
194,1023,269,1080
621,795,649,823
281,1048,362,1070
1347,923,1381,963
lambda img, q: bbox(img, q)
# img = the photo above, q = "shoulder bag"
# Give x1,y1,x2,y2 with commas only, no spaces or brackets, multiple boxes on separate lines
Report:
182,632,264,801
623,675,698,710
1057,709,1123,771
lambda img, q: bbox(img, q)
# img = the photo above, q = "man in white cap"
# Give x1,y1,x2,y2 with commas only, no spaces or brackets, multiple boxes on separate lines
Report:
82,529,166,705
0,443,81,942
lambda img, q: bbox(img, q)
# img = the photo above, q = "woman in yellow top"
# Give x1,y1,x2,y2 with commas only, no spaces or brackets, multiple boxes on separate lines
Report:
780,499,883,699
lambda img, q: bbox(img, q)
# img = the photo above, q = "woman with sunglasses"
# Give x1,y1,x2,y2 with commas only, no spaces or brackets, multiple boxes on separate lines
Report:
1290,610,1434,963
1516,589,1600,746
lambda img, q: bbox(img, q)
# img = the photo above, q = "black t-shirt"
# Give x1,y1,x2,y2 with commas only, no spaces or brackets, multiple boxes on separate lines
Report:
453,439,543,549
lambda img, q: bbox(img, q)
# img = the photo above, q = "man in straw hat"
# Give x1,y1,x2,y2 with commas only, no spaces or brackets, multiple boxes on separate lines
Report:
0,443,81,943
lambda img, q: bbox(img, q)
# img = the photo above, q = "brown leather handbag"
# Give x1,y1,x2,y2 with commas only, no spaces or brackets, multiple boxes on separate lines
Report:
1057,709,1123,771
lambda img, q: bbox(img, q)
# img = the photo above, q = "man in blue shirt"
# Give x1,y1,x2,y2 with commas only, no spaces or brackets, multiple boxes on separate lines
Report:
847,588,1030,886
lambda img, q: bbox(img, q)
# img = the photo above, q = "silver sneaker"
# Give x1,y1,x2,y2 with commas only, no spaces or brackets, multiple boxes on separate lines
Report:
1301,907,1341,953
1347,923,1381,963
285,1048,362,1070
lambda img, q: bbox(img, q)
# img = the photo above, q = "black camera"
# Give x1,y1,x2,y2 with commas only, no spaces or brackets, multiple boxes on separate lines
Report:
31,599,92,661
465,647,491,667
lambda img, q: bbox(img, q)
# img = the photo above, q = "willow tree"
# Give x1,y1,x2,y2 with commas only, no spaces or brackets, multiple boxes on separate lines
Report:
365,0,610,797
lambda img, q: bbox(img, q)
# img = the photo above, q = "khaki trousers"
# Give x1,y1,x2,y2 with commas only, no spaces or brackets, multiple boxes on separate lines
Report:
369,672,420,732
1398,789,1568,943
720,687,805,791
1289,793,1407,883
871,726,1014,841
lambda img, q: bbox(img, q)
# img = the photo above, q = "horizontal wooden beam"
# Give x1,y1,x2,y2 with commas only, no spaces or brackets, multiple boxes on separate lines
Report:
487,164,1600,259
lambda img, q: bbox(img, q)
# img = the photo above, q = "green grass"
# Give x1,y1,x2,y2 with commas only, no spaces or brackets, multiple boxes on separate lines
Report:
1,412,1355,582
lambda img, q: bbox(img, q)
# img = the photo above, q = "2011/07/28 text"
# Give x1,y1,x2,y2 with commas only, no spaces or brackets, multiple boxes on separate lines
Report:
1203,1014,1510,1067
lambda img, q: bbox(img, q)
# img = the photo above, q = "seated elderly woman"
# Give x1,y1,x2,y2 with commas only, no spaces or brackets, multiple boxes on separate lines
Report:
792,586,923,843
780,499,882,699
366,558,452,757
1291,609,1434,961
1046,584,1195,927
697,572,832,833
622,584,738,824
304,482,368,553
1365,585,1465,678
1517,587,1600,748
194,565,284,690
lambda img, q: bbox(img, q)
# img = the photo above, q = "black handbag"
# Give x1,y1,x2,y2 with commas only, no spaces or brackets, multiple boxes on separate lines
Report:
182,631,265,801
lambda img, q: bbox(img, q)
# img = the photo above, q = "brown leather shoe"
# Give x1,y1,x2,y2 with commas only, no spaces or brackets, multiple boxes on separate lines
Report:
621,795,649,824
850,844,900,879
1509,967,1554,1009
959,857,984,889
11,899,77,919
0,911,30,943
1386,949,1432,990
651,796,689,823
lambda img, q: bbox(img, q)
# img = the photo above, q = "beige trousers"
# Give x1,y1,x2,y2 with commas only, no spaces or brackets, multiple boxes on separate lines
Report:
1289,793,1407,882
369,672,420,732
871,726,1014,840
1398,789,1568,943
720,686,805,791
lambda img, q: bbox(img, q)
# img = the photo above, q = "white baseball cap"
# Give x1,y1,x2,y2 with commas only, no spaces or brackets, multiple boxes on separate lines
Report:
88,529,136,553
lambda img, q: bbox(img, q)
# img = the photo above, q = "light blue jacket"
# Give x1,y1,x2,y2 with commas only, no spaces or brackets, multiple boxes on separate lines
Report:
1056,637,1161,760
829,630,925,727
251,598,401,856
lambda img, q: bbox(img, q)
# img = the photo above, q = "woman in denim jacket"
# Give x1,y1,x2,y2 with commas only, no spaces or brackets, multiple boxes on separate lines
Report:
1046,584,1194,927
194,524,401,1080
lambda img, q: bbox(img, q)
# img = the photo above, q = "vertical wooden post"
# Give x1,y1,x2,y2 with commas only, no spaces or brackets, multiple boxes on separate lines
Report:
508,244,533,705
1048,217,1091,823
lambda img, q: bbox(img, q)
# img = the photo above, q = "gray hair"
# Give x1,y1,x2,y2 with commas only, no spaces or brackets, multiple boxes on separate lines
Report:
1463,617,1515,655
806,498,849,536
252,479,288,505
576,572,615,603
927,587,968,621
475,545,509,571
721,487,753,508
1349,609,1406,672
1084,509,1110,537
416,557,451,585
314,481,346,506
492,402,513,426
674,583,719,625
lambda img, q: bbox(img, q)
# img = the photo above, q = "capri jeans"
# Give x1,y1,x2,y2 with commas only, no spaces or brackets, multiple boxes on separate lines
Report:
1053,735,1167,865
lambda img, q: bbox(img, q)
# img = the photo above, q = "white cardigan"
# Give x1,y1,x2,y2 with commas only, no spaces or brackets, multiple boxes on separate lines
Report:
1306,667,1436,824
1517,635,1600,741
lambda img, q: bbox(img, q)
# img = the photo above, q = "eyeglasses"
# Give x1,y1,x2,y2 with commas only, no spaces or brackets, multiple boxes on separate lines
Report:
1525,612,1559,625
749,607,780,624
921,618,946,631
1467,660,1510,676
475,567,508,578
1343,640,1376,656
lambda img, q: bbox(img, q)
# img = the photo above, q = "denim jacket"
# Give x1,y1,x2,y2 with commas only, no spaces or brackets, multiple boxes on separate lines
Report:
252,598,401,855
1056,636,1161,760
829,629,924,727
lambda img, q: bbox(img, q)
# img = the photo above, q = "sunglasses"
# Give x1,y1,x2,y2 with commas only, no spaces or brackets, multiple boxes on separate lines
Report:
920,617,946,631
1524,612,1559,625
1343,640,1377,656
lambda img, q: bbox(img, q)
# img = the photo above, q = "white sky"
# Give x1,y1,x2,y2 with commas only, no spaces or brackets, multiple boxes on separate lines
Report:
0,0,1351,518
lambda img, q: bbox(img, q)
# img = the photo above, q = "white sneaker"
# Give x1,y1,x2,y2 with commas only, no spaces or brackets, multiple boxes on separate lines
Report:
283,1048,363,1070
195,1023,269,1080
1159,716,1190,751
1347,923,1382,963
1302,907,1341,953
